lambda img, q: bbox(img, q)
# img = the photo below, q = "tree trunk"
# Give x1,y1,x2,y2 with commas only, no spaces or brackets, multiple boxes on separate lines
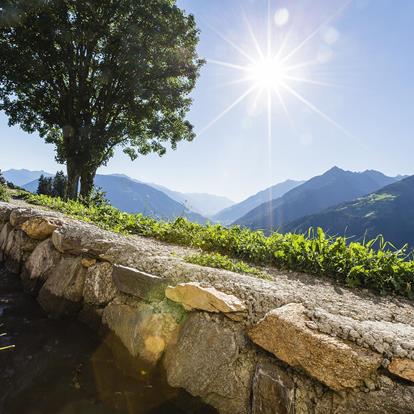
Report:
79,167,97,199
66,160,80,200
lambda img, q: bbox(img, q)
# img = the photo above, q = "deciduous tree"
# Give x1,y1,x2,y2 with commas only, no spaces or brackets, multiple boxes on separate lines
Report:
0,0,203,198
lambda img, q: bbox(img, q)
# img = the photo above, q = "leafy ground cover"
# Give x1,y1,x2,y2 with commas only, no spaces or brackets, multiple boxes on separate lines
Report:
21,193,414,299
185,252,270,280
0,183,10,202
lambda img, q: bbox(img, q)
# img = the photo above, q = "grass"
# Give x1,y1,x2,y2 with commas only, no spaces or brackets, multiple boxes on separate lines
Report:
185,252,271,280
0,183,10,202
21,192,414,299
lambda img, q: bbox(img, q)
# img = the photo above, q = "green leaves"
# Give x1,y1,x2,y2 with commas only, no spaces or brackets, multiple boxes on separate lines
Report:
185,252,270,280
0,184,10,202
24,192,414,299
0,170,10,201
0,0,203,196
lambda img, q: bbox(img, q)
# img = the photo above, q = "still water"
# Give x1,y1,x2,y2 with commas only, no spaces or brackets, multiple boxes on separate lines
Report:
0,265,217,414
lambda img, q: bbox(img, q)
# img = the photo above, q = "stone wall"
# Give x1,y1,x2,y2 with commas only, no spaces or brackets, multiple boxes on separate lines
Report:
1,201,414,414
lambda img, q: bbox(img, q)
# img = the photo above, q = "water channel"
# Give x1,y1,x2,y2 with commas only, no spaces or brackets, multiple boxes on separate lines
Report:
0,264,217,414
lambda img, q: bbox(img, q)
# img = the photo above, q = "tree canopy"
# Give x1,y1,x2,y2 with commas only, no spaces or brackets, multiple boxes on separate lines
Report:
0,0,203,198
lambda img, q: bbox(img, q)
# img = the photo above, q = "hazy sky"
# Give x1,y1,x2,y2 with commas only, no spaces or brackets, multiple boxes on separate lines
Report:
0,0,413,201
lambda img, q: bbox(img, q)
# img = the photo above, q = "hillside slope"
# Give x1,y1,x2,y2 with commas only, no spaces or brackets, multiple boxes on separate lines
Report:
151,184,234,217
234,167,400,232
213,179,304,225
284,175,414,249
3,169,52,186
22,174,208,223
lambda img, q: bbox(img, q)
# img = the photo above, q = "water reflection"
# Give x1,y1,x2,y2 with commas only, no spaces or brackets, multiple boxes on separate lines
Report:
0,265,216,414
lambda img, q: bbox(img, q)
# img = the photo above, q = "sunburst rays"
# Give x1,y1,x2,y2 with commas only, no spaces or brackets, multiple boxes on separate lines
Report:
199,1,353,139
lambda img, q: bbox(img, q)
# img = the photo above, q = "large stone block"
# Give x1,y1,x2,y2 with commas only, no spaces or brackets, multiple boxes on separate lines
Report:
112,264,167,301
252,362,295,414
22,239,62,293
0,202,12,226
52,221,118,256
332,375,414,414
165,282,246,321
0,222,13,262
388,358,414,383
3,228,39,273
9,207,41,227
37,255,87,317
20,216,62,240
83,261,117,306
164,312,255,414
102,303,179,364
248,303,383,391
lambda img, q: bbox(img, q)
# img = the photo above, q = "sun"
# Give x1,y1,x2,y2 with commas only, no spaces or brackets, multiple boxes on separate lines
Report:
199,1,353,138
248,58,287,90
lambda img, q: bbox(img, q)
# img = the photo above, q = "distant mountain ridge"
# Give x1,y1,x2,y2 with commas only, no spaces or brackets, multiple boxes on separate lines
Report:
285,175,414,249
93,175,208,223
6,167,411,247
234,167,402,232
20,173,208,224
3,169,52,186
8,169,233,219
213,179,304,225
150,183,234,217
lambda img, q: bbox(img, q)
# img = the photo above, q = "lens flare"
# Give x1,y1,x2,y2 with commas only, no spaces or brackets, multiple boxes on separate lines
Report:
200,0,353,140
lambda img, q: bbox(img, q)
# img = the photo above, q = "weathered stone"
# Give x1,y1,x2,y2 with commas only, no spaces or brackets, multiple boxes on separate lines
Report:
248,303,383,391
0,221,13,261
2,201,414,414
332,375,414,414
112,264,167,301
20,216,62,240
81,257,97,268
4,228,39,273
21,239,62,292
388,358,414,383
52,221,119,256
9,207,40,228
252,361,295,414
165,282,246,320
164,312,255,414
0,202,12,225
37,256,87,317
102,303,179,364
306,307,414,361
83,261,117,306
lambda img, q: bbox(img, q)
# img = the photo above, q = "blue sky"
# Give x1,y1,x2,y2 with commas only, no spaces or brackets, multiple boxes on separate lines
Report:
0,0,413,201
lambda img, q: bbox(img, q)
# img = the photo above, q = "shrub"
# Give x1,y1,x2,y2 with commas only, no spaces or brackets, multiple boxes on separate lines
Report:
0,182,10,202
23,193,414,299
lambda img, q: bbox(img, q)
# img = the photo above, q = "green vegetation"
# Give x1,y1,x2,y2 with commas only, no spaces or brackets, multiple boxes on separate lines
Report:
0,183,10,202
285,176,414,251
185,252,270,279
23,193,414,299
0,1,203,198
37,172,67,199
0,170,10,201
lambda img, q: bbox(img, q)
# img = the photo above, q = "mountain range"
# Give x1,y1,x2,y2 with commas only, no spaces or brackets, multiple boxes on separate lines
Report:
212,179,304,225
233,167,403,231
284,175,414,249
4,167,413,249
3,169,53,186
150,183,234,217
4,170,231,223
